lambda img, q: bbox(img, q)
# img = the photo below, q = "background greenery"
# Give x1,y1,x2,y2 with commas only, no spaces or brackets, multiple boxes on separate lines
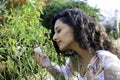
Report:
0,0,119,80
40,0,99,29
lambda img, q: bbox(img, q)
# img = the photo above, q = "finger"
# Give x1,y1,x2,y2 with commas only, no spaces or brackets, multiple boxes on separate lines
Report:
92,56,99,66
87,61,97,79
87,56,99,75
90,56,98,63
33,51,39,57
33,52,42,64
35,54,40,63
94,66,103,77
87,55,102,80
87,67,94,80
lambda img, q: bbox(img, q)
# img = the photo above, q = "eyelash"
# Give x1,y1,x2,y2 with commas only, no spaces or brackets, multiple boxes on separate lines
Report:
57,29,61,33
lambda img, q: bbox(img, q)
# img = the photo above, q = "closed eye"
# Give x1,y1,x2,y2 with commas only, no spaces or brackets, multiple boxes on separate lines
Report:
57,29,61,33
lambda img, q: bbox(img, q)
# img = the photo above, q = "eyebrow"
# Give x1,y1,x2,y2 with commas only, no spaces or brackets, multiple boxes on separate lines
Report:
54,26,60,31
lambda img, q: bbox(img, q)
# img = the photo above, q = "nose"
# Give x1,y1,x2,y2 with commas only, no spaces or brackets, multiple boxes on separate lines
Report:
52,34,57,41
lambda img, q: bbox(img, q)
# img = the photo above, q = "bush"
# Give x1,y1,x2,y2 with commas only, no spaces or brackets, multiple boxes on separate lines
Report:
0,0,54,79
40,1,99,29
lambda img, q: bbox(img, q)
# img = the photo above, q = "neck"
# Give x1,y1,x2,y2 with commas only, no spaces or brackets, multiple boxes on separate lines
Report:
71,42,93,66
70,42,95,77
71,43,94,76
76,48,93,65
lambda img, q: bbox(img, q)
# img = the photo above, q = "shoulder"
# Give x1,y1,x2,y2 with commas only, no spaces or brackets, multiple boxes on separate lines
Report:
96,50,117,57
96,50,120,70
96,50,120,79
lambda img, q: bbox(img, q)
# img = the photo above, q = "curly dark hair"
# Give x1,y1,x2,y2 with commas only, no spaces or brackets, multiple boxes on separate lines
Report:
50,8,120,58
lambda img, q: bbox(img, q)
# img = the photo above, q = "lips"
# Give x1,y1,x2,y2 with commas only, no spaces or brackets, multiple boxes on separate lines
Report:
56,41,61,46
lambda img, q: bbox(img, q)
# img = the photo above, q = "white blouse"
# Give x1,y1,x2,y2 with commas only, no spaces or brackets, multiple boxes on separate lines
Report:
95,50,120,80
52,50,120,80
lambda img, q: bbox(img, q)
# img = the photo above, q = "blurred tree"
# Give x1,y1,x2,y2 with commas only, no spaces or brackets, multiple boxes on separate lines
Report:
0,0,52,80
40,0,99,29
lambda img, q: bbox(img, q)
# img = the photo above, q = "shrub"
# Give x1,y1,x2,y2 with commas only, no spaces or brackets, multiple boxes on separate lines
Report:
0,0,53,79
40,1,99,29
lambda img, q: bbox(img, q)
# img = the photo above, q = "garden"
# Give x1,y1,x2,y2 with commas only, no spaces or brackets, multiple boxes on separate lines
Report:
0,0,120,80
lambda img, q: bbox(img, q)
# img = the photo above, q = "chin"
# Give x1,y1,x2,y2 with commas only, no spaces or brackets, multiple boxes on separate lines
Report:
59,46,63,50
59,46,68,51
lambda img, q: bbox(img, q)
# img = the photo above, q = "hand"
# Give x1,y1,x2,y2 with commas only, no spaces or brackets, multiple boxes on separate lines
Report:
87,56,103,80
33,52,51,68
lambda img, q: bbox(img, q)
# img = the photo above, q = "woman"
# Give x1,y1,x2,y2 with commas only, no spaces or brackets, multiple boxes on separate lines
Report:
34,8,120,80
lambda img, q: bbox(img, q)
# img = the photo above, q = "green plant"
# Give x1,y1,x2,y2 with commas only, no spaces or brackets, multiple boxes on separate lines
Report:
0,0,53,80
40,1,100,29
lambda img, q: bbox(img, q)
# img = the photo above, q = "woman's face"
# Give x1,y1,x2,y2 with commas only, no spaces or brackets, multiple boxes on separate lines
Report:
53,19,75,51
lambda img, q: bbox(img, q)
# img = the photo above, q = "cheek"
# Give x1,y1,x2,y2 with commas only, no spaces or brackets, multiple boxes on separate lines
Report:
66,32,74,40
63,34,75,46
67,35,74,43
59,33,75,51
60,38,74,51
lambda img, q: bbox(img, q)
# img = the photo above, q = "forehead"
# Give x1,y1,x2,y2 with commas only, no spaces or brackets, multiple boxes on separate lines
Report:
54,19,71,31
54,19,64,28
54,19,74,32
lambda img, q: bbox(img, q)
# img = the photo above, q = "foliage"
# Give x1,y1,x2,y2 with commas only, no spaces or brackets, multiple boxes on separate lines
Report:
103,22,120,39
40,0,100,29
0,0,57,80
110,32,120,40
